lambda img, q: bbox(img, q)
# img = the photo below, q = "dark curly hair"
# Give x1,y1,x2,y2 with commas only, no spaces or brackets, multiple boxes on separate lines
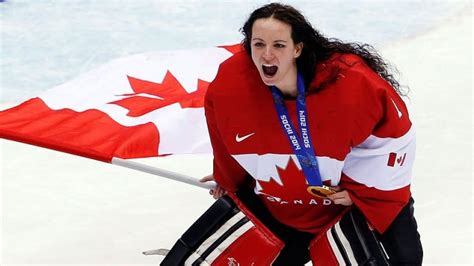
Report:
241,3,407,95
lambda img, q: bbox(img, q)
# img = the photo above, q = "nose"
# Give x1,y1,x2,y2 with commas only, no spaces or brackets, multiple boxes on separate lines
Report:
262,47,274,61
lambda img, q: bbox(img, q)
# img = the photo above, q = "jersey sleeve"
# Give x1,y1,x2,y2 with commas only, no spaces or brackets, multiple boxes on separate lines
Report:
204,67,249,192
338,60,415,233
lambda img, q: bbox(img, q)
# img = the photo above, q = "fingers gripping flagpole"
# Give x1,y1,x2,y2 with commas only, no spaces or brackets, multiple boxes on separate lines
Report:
111,157,216,190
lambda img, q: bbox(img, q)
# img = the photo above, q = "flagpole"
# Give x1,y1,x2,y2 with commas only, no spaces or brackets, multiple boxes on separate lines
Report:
111,157,216,190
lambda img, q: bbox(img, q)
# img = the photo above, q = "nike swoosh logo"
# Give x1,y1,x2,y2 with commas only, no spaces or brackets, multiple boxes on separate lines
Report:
391,99,403,118
236,132,255,142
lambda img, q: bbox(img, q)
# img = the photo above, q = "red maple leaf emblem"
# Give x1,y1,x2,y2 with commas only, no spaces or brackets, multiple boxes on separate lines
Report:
257,157,309,198
109,71,209,117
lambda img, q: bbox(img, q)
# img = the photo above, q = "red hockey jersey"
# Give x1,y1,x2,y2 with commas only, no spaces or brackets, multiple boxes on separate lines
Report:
205,51,414,234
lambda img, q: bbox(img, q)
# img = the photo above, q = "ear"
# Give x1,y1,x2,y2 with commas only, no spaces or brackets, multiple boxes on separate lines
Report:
294,42,303,58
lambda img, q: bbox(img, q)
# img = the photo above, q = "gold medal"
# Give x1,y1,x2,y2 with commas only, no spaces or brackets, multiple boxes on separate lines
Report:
307,185,336,198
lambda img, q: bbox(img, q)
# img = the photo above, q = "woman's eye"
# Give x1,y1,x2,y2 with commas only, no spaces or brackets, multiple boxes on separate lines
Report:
254,42,264,48
274,43,285,48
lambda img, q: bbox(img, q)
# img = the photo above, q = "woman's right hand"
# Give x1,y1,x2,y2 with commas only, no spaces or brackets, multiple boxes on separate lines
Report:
200,174,226,199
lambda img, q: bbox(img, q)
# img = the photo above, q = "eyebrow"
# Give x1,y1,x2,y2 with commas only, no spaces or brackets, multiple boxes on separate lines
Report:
251,38,288,43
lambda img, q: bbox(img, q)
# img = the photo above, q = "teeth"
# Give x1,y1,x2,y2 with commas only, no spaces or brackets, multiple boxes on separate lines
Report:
263,64,276,67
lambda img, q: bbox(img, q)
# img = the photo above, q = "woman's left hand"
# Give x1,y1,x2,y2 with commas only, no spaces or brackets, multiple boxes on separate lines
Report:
200,174,226,199
327,186,353,206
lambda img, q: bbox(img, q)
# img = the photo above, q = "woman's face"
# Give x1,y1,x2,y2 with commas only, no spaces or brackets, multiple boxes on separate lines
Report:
250,17,303,89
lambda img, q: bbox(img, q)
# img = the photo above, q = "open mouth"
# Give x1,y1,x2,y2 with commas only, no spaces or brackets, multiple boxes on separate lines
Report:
262,64,278,77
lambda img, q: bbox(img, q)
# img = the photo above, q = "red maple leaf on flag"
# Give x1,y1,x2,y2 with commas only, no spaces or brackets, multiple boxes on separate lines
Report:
110,71,209,117
258,157,309,197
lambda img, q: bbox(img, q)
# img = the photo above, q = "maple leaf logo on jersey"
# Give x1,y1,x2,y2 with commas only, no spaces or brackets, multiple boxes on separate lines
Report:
109,71,209,117
257,157,311,202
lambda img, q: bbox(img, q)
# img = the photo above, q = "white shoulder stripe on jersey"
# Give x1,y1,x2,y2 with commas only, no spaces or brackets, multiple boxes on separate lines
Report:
343,126,416,190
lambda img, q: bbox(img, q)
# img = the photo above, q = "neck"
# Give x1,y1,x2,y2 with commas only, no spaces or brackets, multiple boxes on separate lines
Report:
277,85,297,98
275,68,298,98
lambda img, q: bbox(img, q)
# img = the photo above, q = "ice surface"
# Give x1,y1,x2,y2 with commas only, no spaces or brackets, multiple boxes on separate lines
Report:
0,0,466,103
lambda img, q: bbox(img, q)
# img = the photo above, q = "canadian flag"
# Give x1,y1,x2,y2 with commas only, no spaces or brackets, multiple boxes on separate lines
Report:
0,44,241,163
387,152,407,167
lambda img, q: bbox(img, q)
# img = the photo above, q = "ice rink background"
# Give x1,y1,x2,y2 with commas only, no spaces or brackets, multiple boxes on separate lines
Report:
1,0,472,265
0,0,467,103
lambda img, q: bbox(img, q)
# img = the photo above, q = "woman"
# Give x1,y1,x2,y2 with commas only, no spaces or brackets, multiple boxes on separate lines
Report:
201,3,422,265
